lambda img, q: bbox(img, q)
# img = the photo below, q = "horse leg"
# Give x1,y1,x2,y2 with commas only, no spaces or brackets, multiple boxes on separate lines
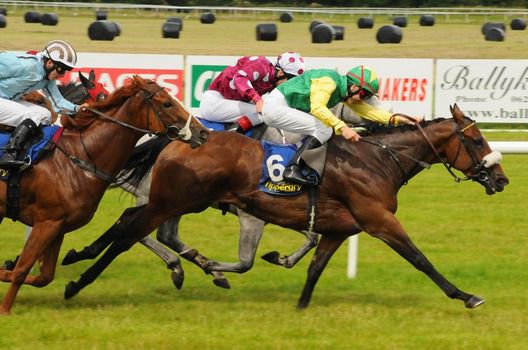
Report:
156,217,230,289
261,229,319,268
62,205,146,265
367,214,484,309
64,205,171,299
139,235,185,289
297,235,346,309
204,209,264,273
0,221,62,314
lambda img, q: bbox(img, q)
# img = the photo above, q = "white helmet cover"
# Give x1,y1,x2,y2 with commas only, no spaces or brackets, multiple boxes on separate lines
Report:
276,52,305,76
42,40,78,68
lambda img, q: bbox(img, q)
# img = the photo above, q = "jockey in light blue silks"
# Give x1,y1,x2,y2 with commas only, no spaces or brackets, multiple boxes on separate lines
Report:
0,40,88,167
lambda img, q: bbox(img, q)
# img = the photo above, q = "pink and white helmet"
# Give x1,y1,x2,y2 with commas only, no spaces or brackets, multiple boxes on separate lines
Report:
276,52,305,76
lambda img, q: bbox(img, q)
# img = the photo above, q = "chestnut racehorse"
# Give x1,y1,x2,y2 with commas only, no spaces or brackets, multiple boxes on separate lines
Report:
0,76,209,314
63,104,508,309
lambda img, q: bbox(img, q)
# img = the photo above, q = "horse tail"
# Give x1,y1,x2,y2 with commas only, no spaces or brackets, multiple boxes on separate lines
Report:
114,136,171,189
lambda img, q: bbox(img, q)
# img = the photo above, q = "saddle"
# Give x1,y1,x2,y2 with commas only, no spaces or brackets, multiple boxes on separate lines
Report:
196,117,267,140
0,125,63,221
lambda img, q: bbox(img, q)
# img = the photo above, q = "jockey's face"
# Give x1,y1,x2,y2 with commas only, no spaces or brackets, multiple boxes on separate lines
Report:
44,60,70,80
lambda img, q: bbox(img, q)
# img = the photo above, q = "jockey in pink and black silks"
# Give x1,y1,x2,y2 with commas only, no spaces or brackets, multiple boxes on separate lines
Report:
199,52,305,133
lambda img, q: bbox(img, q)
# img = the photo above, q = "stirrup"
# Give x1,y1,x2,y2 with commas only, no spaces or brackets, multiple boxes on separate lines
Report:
283,165,318,186
0,154,26,168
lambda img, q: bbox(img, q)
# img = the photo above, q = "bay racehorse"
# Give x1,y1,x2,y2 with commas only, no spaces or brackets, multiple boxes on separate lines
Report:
63,104,508,309
0,76,209,314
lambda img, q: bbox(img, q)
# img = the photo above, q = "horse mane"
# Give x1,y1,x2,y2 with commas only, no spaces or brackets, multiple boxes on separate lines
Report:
62,76,150,130
362,118,447,137
113,136,172,188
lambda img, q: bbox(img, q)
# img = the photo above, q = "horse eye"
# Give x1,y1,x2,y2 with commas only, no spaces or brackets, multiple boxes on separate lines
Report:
473,137,484,149
162,101,172,108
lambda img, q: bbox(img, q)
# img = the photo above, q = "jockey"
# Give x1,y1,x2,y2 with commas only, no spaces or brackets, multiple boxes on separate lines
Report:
262,65,423,186
199,52,305,133
0,40,89,167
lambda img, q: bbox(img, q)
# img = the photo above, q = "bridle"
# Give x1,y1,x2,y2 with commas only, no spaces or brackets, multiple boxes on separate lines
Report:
360,115,498,185
86,84,193,141
413,116,498,184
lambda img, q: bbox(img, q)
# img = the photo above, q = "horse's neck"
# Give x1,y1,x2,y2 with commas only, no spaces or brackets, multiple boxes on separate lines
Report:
61,122,142,177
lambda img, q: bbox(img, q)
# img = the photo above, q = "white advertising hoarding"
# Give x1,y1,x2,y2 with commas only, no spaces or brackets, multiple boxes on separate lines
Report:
435,59,528,123
185,56,434,118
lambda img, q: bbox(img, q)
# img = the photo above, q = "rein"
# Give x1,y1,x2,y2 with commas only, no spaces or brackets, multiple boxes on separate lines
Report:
359,115,479,184
57,83,193,182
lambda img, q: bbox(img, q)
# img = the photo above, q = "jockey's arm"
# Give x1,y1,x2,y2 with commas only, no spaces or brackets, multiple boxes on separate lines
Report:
43,82,78,115
344,101,419,126
309,77,347,134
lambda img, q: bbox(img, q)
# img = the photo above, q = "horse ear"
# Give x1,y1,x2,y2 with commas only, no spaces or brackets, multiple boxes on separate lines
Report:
78,71,95,89
89,69,95,82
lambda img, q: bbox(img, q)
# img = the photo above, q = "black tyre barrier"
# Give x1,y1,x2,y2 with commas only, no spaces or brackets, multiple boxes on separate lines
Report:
312,23,334,44
357,17,374,29
419,15,435,26
200,13,215,24
24,11,41,23
0,8,7,16
393,16,407,28
41,13,58,26
333,25,345,40
485,27,505,41
167,17,183,30
376,25,403,44
256,23,277,41
111,21,121,36
162,22,180,38
0,14,6,28
510,18,526,30
481,22,506,34
279,12,293,23
88,20,118,41
309,20,325,32
95,10,107,20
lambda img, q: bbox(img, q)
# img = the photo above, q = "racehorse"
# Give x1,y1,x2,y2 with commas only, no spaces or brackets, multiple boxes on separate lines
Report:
0,76,209,314
63,104,509,309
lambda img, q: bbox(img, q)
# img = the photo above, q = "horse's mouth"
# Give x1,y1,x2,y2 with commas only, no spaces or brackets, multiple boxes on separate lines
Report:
484,176,509,195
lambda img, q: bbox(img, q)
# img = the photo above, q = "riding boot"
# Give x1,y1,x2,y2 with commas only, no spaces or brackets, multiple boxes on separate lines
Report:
282,136,322,186
0,119,38,168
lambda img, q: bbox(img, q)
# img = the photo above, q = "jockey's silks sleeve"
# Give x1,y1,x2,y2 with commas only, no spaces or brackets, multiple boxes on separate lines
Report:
309,77,347,134
343,100,396,125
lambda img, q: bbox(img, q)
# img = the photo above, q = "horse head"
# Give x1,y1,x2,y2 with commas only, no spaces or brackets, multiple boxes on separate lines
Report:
87,76,209,148
443,103,509,194
78,70,109,102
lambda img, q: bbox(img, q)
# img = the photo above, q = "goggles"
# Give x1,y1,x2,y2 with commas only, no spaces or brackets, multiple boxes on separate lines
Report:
54,63,72,75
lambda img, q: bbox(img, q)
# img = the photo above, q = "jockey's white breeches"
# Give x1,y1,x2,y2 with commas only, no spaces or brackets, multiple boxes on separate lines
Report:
199,90,264,125
262,89,333,144
0,98,51,127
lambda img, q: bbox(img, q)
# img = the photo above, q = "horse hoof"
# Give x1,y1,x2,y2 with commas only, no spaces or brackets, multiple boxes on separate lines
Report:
1,260,16,271
261,251,281,265
465,295,485,309
212,276,231,289
64,281,80,300
61,249,80,266
170,270,184,290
